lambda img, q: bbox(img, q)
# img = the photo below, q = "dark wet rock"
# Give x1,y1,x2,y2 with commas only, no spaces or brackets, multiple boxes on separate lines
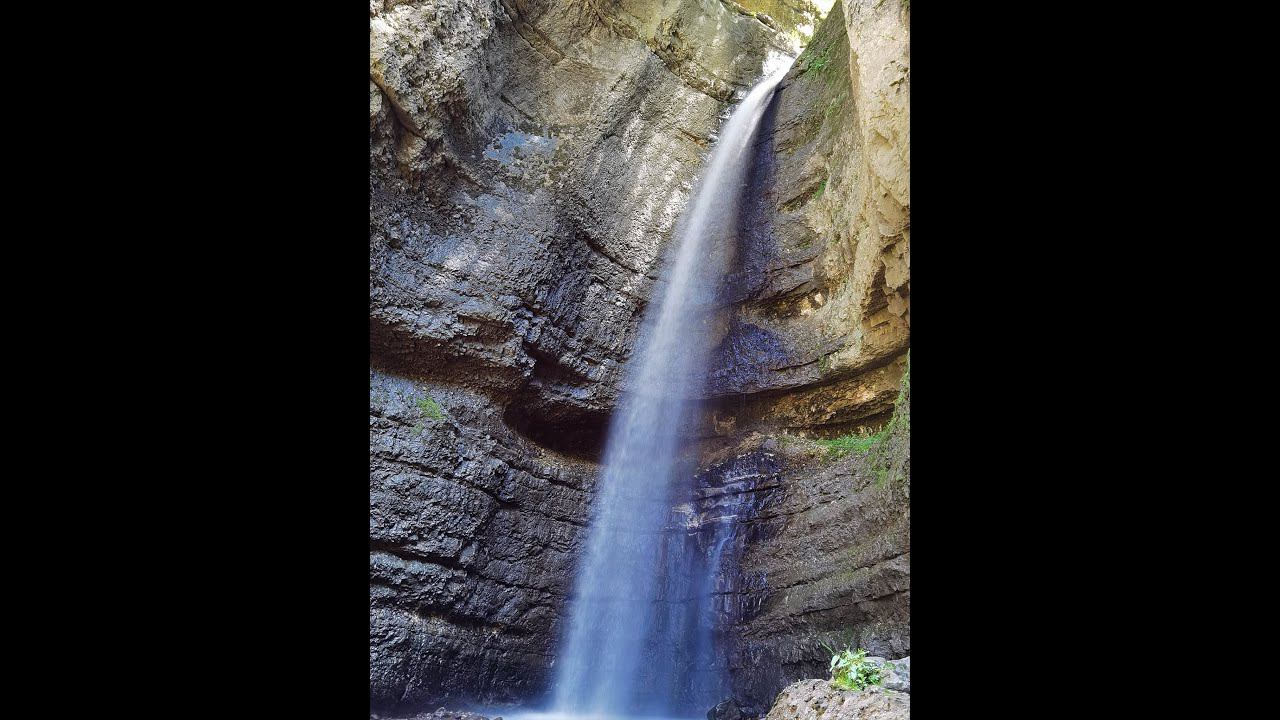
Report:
709,699,743,720
369,370,598,712
709,697,764,720
699,376,910,709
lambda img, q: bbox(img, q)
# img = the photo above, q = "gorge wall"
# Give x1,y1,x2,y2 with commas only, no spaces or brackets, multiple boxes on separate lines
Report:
370,0,909,713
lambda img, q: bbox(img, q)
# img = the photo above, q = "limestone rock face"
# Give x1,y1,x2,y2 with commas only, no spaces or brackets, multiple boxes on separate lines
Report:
763,679,909,720
369,0,909,713
694,371,909,708
369,370,598,709
707,697,754,720
371,0,792,457
699,0,910,437
371,0,793,712
736,1,831,38
692,3,911,704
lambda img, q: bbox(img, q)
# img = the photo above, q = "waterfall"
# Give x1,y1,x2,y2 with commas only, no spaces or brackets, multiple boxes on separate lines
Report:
551,64,792,719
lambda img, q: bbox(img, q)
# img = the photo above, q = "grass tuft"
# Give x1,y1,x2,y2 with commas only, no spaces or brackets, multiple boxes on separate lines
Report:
416,394,444,421
813,427,883,457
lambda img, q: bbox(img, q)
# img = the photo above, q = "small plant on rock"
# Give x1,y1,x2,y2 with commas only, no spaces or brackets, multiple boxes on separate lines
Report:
814,427,883,457
805,46,832,74
826,646,884,692
416,395,444,421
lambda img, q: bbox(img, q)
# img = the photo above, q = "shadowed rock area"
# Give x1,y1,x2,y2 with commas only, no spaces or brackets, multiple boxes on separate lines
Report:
370,370,599,707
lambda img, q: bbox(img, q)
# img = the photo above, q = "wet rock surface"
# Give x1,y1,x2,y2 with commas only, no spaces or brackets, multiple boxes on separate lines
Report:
689,384,910,709
708,697,764,720
369,370,597,710
686,7,912,703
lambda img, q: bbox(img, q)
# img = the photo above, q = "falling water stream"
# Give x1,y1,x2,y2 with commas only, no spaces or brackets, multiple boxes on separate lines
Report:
543,62,793,720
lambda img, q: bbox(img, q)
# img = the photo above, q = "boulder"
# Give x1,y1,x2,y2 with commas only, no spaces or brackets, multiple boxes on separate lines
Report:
763,679,909,720
873,656,909,693
708,697,766,720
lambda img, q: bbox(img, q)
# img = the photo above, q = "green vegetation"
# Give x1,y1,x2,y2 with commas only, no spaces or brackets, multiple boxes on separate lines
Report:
416,394,444,421
774,354,909,513
865,352,910,502
824,646,885,692
798,29,837,78
811,351,911,513
814,426,884,457
884,355,910,434
812,179,827,201
806,356,901,458
804,45,832,74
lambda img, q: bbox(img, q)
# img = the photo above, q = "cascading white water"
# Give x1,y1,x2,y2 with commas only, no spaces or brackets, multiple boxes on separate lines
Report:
551,63,793,720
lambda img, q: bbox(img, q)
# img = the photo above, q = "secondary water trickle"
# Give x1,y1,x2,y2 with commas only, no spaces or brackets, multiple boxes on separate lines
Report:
550,62,793,719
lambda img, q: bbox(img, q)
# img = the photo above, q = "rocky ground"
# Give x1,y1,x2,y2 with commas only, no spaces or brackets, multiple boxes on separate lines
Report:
762,673,910,720
370,710,498,720
376,656,911,720
370,0,910,713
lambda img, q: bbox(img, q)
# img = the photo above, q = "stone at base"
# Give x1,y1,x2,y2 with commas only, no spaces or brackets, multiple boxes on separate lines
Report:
763,679,909,720
709,698,751,720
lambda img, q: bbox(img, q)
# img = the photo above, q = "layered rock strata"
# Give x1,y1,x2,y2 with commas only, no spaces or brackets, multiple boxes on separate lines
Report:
371,0,794,712
369,0,909,713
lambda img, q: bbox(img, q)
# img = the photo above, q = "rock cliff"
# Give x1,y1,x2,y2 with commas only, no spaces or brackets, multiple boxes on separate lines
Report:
691,1,910,705
685,357,908,709
371,0,793,459
699,0,909,439
369,0,909,713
